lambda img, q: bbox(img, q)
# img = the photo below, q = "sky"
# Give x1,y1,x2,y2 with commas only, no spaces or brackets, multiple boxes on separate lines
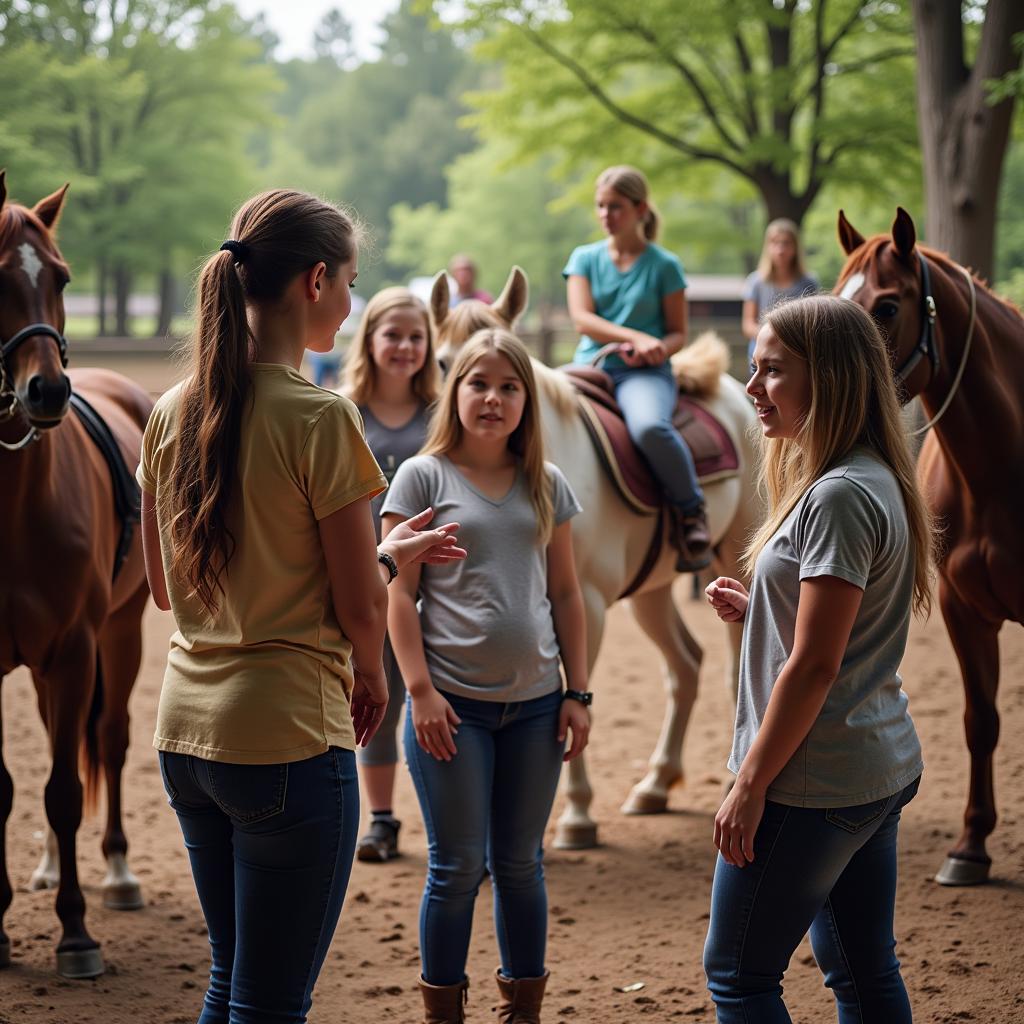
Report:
232,0,400,62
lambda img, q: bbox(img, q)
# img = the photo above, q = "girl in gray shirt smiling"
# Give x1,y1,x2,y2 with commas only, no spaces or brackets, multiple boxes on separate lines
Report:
382,328,590,1024
702,296,934,1023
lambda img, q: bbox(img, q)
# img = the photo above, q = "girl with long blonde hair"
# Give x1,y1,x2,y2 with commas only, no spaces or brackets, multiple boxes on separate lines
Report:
341,286,440,864
382,328,590,1023
702,295,933,1023
137,189,462,1021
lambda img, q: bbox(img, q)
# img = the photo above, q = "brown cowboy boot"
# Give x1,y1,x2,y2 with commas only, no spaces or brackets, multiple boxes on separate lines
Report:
495,969,549,1023
419,976,469,1024
671,506,712,572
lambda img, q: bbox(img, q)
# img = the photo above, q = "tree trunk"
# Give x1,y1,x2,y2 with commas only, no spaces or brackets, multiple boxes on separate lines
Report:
912,0,1024,281
114,263,132,337
156,268,175,337
538,302,556,367
97,258,108,337
752,167,812,227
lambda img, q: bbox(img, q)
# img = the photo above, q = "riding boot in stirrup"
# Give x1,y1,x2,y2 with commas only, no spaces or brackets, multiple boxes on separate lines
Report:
671,505,713,573
495,968,549,1023
419,976,469,1024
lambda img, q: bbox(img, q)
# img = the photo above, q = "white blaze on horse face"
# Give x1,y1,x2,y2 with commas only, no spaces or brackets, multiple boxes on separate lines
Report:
839,272,865,301
17,242,44,288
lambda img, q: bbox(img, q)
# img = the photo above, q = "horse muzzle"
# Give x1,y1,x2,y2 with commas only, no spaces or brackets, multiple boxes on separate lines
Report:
20,371,71,427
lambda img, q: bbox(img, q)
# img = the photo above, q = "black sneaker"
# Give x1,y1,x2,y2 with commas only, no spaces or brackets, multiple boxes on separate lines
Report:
356,817,401,862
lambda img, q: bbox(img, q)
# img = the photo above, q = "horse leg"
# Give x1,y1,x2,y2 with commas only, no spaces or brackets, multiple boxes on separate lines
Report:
935,581,1000,886
0,678,13,968
621,582,702,814
554,585,606,850
27,691,61,892
97,586,146,911
38,649,104,978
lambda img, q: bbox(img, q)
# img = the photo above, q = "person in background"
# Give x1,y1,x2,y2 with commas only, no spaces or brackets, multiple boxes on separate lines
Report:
741,218,818,361
138,189,464,1024
341,286,440,863
564,164,710,570
449,254,493,306
703,295,933,1023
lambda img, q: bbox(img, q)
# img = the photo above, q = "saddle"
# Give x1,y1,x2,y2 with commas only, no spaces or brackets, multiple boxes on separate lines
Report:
70,391,141,582
560,365,739,598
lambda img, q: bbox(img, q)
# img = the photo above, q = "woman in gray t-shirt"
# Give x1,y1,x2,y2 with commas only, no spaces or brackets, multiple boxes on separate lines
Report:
382,328,590,1022
702,296,934,1023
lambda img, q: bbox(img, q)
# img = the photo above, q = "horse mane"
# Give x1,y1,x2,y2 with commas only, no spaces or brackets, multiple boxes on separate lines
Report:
839,235,1023,325
0,202,69,275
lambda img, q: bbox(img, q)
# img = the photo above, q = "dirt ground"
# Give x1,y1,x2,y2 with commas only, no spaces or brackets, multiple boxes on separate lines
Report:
2,585,1022,1024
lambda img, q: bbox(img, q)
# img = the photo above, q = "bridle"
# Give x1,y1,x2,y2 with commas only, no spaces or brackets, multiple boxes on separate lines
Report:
0,321,69,451
895,252,977,437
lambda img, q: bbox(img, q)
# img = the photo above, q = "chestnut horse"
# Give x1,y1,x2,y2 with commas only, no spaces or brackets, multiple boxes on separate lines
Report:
835,208,1024,885
429,269,762,847
0,174,152,977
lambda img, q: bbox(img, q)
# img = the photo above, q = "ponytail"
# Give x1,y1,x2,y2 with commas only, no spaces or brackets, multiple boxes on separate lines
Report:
166,190,358,615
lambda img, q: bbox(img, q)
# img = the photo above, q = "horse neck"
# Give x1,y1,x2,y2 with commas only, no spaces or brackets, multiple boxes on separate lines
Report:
921,265,1024,471
0,417,55,522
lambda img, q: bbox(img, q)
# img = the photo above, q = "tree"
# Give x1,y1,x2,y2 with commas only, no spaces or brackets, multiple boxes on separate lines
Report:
912,0,1024,282
313,8,354,67
0,1,277,334
436,0,920,228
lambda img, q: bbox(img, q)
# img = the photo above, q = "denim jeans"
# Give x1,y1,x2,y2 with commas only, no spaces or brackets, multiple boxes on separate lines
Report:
404,689,564,986
608,363,704,513
159,747,359,1024
703,776,921,1023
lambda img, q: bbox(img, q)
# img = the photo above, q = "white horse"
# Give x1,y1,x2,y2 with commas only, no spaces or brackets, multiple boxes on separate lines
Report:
432,268,761,847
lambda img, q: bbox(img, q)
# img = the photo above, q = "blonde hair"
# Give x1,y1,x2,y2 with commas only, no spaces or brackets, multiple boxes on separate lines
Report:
342,286,440,406
742,296,935,616
422,328,555,544
757,218,808,282
596,165,659,241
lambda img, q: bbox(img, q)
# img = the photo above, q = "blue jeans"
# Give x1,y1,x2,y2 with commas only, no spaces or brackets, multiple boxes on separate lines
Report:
608,363,704,513
404,689,564,986
159,747,359,1024
703,776,921,1023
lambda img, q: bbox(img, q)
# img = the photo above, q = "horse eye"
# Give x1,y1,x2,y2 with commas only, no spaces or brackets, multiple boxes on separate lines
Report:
874,300,899,320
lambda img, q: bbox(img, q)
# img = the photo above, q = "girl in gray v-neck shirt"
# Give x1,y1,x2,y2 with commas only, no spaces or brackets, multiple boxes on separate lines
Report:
382,453,582,701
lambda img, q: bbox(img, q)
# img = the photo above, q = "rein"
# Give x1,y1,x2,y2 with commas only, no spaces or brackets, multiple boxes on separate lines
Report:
907,259,977,437
0,321,70,451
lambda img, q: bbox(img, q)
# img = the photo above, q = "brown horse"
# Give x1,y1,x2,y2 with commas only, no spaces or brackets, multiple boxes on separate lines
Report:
0,173,152,977
835,207,1024,885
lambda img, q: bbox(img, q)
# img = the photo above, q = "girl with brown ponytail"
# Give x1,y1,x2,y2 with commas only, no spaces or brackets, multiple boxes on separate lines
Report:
137,189,464,1022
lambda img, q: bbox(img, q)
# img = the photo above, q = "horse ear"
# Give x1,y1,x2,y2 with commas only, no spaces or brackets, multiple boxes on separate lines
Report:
33,183,70,231
891,207,917,260
837,209,865,255
430,270,450,332
492,265,529,327
0,169,7,211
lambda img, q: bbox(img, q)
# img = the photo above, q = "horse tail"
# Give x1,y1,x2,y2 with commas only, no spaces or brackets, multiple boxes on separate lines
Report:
672,331,729,397
81,655,104,815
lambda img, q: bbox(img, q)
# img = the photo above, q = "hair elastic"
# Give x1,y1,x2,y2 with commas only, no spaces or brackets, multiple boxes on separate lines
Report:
219,239,249,262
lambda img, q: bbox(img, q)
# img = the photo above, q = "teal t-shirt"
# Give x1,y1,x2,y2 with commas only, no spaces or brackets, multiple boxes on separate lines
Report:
563,240,687,368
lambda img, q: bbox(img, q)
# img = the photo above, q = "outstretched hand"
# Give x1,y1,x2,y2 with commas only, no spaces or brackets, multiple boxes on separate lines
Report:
381,508,466,569
705,576,749,623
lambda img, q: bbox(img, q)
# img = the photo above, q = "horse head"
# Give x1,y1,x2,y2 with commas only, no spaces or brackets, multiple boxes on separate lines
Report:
0,171,72,433
834,207,939,400
431,265,529,371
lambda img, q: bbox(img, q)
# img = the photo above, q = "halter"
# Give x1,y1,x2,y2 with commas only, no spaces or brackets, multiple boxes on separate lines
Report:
894,253,939,385
0,322,70,451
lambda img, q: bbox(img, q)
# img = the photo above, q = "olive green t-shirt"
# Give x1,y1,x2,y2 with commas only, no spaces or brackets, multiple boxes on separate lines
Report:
137,363,387,764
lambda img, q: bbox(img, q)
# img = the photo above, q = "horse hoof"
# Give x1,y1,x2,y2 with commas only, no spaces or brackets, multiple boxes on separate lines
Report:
553,822,599,850
621,789,669,815
935,855,991,886
28,871,59,892
56,945,104,979
0,939,10,968
103,881,144,911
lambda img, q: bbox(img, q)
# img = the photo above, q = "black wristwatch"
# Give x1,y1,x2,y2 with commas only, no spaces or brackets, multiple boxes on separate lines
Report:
377,550,399,584
563,690,593,707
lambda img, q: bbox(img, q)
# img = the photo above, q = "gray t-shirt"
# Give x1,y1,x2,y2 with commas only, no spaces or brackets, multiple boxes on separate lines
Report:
730,450,923,807
743,271,819,334
381,454,582,702
358,403,430,541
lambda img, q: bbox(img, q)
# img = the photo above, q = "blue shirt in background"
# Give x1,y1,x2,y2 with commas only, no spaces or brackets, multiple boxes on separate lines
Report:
563,240,687,369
